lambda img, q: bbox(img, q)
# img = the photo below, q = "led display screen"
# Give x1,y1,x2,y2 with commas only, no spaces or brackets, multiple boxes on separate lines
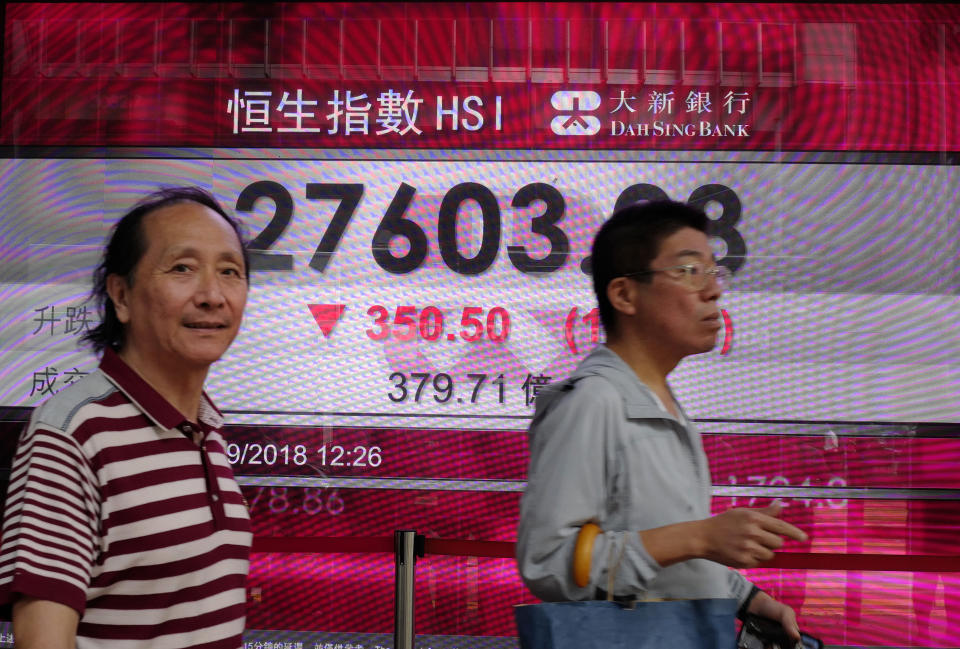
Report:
1,3,959,648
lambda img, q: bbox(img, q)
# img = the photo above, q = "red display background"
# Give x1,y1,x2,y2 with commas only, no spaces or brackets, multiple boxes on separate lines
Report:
233,425,960,646
243,493,960,645
3,3,960,151
3,3,960,646
227,425,960,489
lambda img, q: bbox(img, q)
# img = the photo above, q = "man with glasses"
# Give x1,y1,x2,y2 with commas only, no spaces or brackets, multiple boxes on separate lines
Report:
517,200,806,639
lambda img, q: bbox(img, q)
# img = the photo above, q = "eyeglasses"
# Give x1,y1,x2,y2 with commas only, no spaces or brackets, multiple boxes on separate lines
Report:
623,262,730,291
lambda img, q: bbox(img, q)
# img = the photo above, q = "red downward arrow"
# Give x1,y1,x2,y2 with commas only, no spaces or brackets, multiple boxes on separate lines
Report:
308,304,346,338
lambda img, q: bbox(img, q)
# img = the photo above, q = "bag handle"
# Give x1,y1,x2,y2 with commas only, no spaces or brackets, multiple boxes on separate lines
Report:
573,522,602,588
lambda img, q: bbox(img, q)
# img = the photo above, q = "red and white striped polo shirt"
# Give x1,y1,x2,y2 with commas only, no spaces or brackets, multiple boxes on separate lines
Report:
0,349,251,649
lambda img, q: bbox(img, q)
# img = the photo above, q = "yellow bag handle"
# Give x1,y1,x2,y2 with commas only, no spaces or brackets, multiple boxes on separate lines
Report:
572,522,602,588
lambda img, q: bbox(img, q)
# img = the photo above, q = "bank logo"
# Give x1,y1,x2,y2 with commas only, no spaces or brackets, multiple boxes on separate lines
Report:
550,91,601,135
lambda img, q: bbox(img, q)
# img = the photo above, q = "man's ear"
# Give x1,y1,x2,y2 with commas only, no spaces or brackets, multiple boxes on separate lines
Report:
606,276,637,318
105,274,132,324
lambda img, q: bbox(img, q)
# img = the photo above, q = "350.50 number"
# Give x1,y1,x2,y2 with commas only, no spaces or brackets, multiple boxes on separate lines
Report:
236,180,747,276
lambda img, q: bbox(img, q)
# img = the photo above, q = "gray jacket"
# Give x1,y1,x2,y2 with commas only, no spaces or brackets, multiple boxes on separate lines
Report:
516,345,752,604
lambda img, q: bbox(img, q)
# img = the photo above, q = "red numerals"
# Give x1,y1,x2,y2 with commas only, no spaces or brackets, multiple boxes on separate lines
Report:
460,307,484,342
393,305,418,341
365,306,510,343
365,305,391,341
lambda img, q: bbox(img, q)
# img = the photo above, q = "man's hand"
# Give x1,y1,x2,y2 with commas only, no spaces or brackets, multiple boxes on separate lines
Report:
638,503,807,570
747,589,801,642
700,503,808,568
13,597,79,649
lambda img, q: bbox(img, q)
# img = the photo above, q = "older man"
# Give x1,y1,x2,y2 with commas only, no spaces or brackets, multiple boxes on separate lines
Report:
517,200,807,640
0,187,252,648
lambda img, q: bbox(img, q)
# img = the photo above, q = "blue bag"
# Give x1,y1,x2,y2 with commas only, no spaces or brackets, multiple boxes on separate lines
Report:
515,599,738,649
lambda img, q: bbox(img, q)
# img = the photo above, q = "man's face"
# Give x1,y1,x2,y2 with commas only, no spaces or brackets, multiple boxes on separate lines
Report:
109,201,248,375
629,226,723,358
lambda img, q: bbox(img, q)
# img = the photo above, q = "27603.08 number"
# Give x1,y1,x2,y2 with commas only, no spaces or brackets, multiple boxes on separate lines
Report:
237,180,747,275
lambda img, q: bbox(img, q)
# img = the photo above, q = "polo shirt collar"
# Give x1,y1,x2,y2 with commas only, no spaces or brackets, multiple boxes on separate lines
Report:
99,348,225,431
